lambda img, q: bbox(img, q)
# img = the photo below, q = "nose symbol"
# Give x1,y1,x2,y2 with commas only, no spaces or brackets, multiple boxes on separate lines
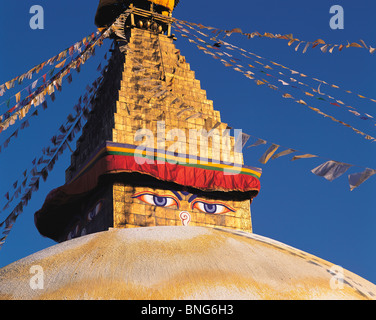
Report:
179,211,191,226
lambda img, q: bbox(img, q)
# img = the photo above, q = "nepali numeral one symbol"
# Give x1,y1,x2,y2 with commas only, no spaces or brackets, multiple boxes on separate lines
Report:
179,211,191,226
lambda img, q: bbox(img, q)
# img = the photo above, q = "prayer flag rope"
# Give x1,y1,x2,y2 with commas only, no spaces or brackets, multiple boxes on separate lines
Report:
173,22,376,142
0,44,112,157
177,21,376,126
0,32,98,100
0,29,109,133
177,19,376,107
0,11,131,250
0,53,109,211
242,133,376,191
0,72,106,250
0,10,132,250
177,19,376,55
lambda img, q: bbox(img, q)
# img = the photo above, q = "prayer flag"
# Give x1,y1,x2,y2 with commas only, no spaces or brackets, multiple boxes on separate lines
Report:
259,144,279,164
271,148,296,160
291,154,318,161
31,79,39,89
278,80,289,86
247,138,267,148
348,168,376,191
311,160,352,182
55,59,66,69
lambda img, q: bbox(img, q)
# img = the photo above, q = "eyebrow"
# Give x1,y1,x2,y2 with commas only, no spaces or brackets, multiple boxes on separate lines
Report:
171,190,183,201
188,194,198,203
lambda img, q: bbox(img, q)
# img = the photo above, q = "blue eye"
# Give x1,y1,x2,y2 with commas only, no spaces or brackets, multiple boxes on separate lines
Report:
153,195,168,207
203,203,217,214
192,201,235,214
132,192,180,209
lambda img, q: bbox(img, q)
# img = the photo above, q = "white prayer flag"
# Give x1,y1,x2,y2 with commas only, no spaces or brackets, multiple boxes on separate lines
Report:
348,168,376,191
311,160,352,182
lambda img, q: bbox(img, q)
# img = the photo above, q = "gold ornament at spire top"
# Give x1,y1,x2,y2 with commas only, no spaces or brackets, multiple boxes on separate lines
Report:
95,0,180,27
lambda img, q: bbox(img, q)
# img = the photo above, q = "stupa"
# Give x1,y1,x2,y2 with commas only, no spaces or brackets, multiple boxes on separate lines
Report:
0,0,375,300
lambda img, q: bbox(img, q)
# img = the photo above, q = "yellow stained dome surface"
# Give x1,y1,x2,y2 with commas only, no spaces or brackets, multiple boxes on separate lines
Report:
0,226,375,300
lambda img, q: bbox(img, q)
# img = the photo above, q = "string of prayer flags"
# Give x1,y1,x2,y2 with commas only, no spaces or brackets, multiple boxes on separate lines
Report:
175,20,376,109
173,23,376,142
0,15,121,250
0,25,113,113
0,72,106,250
177,18,376,55
240,133,375,190
0,27,108,135
206,28,376,124
0,46,110,162
0,31,103,99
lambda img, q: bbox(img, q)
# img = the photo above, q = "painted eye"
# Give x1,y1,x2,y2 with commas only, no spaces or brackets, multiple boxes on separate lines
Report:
87,200,103,221
132,192,179,209
192,201,235,214
87,210,95,221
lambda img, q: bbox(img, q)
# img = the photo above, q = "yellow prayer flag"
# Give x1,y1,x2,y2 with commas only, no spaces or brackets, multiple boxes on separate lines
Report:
259,144,280,164
15,92,21,103
291,154,318,161
348,42,363,48
296,99,307,105
55,59,66,69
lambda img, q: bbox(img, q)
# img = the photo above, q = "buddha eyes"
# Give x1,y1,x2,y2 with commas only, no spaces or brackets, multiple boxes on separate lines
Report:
133,192,235,214
191,201,235,214
132,192,179,209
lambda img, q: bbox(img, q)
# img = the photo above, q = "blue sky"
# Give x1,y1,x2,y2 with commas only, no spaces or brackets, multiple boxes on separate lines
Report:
1,0,376,286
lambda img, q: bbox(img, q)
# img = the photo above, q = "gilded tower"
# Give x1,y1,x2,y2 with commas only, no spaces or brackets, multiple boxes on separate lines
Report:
34,0,261,243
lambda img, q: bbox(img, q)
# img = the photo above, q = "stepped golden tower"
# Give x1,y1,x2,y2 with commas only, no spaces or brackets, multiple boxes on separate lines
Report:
33,0,261,243
1,1,375,300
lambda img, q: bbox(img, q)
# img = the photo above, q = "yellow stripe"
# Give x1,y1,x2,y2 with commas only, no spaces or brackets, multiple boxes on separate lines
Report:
71,145,262,183
107,146,262,178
